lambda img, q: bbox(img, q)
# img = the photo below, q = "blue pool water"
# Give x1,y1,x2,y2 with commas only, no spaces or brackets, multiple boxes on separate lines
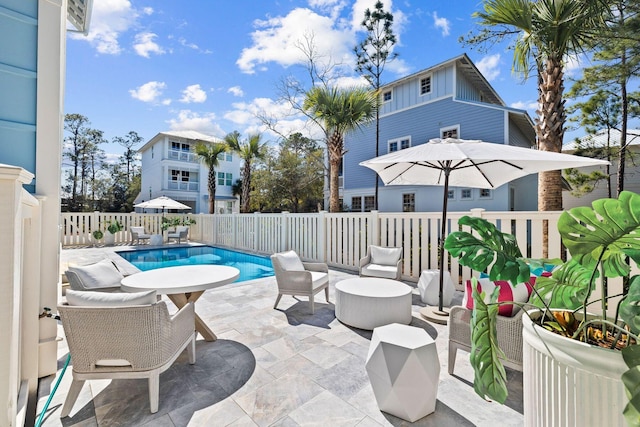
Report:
117,246,274,282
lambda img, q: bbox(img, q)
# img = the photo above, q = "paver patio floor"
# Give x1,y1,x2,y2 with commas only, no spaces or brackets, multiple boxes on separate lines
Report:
37,245,524,427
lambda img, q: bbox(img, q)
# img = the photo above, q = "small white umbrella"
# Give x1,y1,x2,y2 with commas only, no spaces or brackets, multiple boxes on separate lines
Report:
134,196,191,212
360,138,610,321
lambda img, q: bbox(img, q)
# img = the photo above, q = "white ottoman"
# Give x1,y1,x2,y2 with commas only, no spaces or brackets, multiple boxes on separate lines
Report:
417,269,455,306
335,278,412,330
365,323,440,422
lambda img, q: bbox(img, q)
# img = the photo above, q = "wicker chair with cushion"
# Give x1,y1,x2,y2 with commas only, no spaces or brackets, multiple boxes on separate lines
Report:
58,290,196,416
167,226,189,243
270,250,329,314
359,245,403,280
130,226,152,245
65,259,125,292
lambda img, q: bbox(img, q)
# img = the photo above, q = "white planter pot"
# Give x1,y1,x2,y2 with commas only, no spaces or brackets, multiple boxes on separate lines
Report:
104,231,115,246
522,310,628,427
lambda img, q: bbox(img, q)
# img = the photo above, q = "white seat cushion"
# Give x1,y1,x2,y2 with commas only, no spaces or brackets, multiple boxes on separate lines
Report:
65,289,157,307
310,272,329,289
370,246,402,266
361,264,399,279
275,251,305,271
67,259,124,289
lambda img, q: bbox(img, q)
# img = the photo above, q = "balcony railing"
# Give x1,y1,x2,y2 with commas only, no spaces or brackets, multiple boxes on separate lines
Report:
167,181,199,191
168,150,198,163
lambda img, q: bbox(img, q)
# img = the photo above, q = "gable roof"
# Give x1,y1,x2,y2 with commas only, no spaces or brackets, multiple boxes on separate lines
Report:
563,129,640,152
138,130,225,153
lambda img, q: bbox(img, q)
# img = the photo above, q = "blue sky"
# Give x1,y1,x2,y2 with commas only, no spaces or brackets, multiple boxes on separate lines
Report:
65,0,584,160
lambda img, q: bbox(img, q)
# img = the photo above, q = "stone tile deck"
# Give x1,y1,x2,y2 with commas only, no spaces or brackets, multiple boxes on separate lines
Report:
37,245,524,427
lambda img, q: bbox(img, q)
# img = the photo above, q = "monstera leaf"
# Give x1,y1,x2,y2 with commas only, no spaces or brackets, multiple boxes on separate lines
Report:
469,282,508,404
444,216,531,285
559,191,640,279
528,260,597,310
620,275,640,336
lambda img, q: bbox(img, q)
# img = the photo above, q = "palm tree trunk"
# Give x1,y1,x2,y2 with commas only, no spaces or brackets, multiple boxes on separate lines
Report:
208,168,216,214
328,131,343,212
242,163,251,213
537,57,566,257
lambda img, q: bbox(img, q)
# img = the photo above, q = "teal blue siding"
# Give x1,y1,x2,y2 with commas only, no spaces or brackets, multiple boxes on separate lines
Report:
509,120,530,148
0,1,37,187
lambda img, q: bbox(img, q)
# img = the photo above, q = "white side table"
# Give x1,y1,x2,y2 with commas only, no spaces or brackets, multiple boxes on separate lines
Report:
149,234,163,245
417,269,455,306
365,323,440,422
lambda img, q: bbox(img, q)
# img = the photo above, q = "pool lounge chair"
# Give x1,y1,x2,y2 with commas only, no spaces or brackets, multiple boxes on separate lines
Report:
130,226,151,245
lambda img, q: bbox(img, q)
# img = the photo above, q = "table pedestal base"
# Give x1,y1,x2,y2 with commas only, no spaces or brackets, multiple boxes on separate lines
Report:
168,291,217,342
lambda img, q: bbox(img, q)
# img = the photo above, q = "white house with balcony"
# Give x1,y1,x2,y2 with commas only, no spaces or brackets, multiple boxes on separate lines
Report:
137,130,241,214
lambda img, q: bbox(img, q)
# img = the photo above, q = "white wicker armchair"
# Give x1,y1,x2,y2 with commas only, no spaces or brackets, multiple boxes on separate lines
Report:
359,245,403,280
270,251,329,314
130,226,151,244
167,226,189,243
448,305,524,374
58,301,196,416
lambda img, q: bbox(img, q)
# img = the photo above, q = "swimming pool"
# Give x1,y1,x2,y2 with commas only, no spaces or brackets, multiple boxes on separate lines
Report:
117,246,274,282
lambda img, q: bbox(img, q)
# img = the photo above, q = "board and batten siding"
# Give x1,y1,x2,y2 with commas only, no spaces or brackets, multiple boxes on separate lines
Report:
456,68,485,102
0,2,38,192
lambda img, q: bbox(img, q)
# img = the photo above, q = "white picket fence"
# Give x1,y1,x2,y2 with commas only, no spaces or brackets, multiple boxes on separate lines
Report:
61,209,565,287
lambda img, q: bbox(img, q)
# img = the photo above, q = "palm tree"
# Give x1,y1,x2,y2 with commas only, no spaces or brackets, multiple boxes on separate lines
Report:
195,140,228,214
466,0,607,212
225,131,267,213
303,86,377,212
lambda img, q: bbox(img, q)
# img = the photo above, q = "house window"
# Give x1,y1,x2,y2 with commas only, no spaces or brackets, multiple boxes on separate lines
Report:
420,76,431,95
217,172,225,185
171,169,180,181
171,141,189,151
180,171,189,182
441,126,459,139
352,197,362,212
447,189,455,200
479,189,492,198
403,193,415,212
226,153,232,161
382,90,392,102
461,189,472,200
388,136,411,153
217,172,233,186
364,196,375,212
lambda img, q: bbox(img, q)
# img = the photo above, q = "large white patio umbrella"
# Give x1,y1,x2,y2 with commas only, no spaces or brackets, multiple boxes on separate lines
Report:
134,196,191,212
360,137,610,322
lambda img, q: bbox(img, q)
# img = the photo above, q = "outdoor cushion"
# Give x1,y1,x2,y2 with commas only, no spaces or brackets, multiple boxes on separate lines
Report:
370,246,402,266
360,263,399,279
275,250,305,271
463,278,534,317
67,259,124,289
65,289,157,307
310,272,329,288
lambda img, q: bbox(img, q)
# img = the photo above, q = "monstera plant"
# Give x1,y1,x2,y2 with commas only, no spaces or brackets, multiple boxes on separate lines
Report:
444,191,640,425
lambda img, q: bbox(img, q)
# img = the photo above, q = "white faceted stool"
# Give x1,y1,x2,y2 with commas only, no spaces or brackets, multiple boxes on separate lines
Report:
365,323,440,422
417,269,455,306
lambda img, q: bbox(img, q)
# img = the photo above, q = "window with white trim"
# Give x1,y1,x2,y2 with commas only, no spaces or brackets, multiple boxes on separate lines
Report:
441,125,459,139
351,197,362,212
403,193,415,212
364,196,375,212
461,189,473,200
382,90,392,102
420,76,432,95
479,189,492,199
388,136,411,153
217,172,233,186
447,189,455,200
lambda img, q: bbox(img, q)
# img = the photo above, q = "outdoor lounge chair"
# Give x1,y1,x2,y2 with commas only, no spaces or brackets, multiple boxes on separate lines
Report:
64,258,125,292
58,291,196,416
167,225,189,243
130,226,151,244
270,250,329,314
448,305,524,374
359,245,403,280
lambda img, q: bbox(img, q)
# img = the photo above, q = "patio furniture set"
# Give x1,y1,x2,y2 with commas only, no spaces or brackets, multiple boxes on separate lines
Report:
130,225,189,245
59,244,525,423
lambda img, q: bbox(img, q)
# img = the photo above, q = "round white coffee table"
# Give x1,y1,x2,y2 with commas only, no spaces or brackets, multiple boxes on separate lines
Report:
335,277,412,330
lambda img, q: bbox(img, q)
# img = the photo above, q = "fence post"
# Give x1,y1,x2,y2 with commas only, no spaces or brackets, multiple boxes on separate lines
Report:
370,210,380,246
254,212,260,252
318,211,326,262
232,213,238,248
470,208,485,218
280,211,289,252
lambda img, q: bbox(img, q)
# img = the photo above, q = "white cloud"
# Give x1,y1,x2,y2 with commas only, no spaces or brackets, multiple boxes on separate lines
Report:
167,110,225,136
236,8,354,74
228,86,244,97
129,81,170,104
433,11,450,36
476,54,501,81
69,0,138,54
133,32,165,58
142,7,153,15
511,100,538,111
180,84,207,103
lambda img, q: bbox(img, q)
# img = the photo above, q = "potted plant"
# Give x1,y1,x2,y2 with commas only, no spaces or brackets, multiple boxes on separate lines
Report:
444,191,640,426
90,229,103,247
104,220,124,245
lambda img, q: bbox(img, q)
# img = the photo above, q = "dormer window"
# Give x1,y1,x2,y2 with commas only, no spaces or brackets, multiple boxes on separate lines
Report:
382,90,392,102
420,76,432,95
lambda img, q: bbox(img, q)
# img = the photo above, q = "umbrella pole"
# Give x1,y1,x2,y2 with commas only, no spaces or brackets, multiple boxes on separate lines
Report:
437,169,450,314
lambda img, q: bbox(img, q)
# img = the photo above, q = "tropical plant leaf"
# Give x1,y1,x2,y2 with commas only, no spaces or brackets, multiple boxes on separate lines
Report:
469,281,508,404
559,191,640,279
620,275,640,336
528,260,596,310
622,345,640,427
445,216,530,284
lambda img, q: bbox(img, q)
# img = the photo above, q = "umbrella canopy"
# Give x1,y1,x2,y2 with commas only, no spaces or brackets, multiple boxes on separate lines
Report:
134,196,192,211
360,138,610,321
